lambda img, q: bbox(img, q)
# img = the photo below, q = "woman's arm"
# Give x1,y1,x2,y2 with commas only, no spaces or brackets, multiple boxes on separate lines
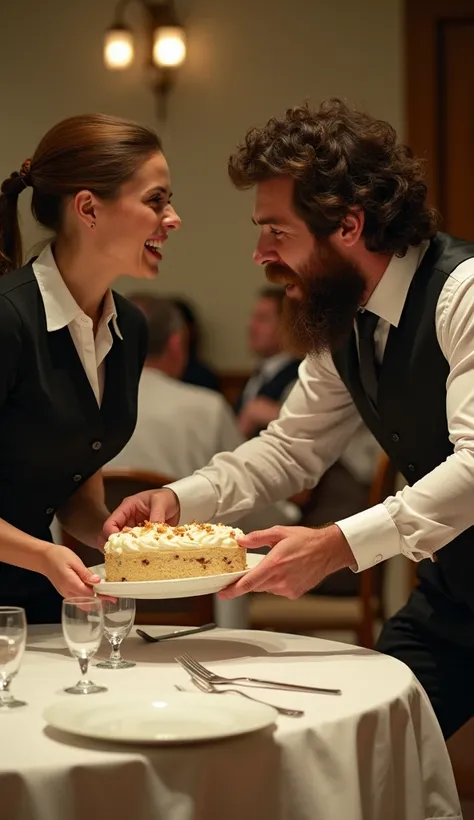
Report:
56,471,109,550
0,517,100,597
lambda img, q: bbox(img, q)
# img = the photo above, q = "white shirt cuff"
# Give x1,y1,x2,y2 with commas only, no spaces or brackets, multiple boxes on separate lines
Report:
165,475,218,525
336,504,402,572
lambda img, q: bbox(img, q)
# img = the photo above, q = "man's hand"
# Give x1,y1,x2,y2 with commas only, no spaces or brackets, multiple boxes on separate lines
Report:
102,488,180,540
237,397,280,437
219,524,357,600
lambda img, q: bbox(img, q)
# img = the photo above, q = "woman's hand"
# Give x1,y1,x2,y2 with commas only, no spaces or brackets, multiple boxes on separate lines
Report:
41,545,101,599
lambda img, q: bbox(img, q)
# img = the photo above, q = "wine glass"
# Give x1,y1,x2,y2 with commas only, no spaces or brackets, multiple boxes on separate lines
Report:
97,598,136,669
0,607,27,709
62,597,107,694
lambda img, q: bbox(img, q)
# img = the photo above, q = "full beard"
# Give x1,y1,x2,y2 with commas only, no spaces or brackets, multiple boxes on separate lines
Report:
266,242,366,357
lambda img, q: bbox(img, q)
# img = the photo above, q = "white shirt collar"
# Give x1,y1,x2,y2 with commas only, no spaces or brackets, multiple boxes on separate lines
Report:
364,242,430,327
32,243,122,339
259,352,295,380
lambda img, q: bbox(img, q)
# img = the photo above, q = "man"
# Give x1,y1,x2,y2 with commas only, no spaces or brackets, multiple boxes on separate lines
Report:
109,294,300,530
237,286,380,516
109,295,241,477
104,99,474,740
235,287,300,438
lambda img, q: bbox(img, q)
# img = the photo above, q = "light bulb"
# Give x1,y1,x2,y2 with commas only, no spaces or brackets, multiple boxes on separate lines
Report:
104,28,134,70
153,26,186,68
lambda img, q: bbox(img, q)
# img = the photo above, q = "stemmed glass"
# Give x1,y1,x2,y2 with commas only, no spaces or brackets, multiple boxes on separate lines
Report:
0,607,27,709
97,598,136,669
62,597,107,694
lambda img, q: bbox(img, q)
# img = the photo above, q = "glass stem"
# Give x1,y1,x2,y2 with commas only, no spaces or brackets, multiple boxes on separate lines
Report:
78,656,90,683
0,678,12,701
109,638,123,663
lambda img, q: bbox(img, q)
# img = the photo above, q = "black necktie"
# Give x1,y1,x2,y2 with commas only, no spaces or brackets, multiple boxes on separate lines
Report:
356,309,380,409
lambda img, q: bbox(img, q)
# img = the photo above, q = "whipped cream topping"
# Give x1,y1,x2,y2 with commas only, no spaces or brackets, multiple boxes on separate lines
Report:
104,521,245,554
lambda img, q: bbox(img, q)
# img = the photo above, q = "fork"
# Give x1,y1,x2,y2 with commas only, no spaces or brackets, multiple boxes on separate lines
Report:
176,653,342,696
175,679,304,717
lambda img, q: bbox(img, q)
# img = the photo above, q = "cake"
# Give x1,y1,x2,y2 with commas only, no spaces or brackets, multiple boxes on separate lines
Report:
104,521,247,582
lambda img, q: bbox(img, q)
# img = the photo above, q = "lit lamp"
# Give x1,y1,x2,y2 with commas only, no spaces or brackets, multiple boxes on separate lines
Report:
104,27,135,69
104,1,186,119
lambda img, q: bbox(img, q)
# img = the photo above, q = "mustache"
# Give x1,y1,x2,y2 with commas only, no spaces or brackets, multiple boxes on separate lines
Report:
265,263,300,288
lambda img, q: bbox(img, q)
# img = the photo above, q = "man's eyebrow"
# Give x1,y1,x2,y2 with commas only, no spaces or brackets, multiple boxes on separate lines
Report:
252,216,288,226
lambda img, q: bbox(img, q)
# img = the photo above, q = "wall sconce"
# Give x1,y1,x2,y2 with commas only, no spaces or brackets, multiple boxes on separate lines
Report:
104,0,186,119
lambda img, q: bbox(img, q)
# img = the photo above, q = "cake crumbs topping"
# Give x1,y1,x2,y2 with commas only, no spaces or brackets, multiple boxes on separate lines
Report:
106,520,245,554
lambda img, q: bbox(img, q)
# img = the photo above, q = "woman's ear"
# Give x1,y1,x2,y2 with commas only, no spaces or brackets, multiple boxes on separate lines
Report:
72,190,97,229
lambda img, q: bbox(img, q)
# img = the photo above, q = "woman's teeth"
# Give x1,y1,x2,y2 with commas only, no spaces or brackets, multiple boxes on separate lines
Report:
145,240,162,258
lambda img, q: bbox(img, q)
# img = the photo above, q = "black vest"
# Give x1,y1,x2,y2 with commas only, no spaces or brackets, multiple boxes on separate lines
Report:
0,263,147,608
332,233,474,631
235,359,300,415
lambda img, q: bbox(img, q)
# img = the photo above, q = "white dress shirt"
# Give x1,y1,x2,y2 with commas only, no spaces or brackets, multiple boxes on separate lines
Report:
109,368,243,478
32,244,121,405
108,368,301,531
168,243,474,573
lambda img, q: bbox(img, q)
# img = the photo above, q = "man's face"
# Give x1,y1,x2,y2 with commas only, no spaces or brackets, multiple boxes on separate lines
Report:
252,176,365,355
248,296,282,358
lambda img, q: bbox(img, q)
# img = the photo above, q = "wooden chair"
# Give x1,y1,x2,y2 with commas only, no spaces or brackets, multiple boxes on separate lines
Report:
249,453,398,648
218,371,250,408
61,468,214,627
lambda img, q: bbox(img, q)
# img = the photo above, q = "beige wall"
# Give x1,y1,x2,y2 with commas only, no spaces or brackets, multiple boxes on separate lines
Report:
0,0,404,369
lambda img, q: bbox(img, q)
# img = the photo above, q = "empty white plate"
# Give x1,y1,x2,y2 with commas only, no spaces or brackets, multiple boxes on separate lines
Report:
43,692,277,744
91,553,264,599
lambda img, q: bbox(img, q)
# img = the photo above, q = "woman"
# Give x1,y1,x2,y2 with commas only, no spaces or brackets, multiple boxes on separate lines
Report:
0,113,181,622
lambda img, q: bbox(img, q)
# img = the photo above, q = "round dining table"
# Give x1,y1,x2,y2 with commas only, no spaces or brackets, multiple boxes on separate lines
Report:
0,624,461,820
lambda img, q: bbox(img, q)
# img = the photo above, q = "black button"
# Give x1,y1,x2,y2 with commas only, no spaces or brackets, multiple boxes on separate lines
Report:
91,440,102,451
391,433,400,442
73,473,82,482
46,507,54,515
408,463,416,472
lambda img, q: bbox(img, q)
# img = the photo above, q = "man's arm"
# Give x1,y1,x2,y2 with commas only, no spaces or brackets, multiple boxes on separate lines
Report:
168,353,364,524
56,471,109,549
237,396,280,437
339,261,474,571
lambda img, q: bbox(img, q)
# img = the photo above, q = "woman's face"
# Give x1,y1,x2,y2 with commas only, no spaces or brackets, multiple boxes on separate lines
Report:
89,151,181,280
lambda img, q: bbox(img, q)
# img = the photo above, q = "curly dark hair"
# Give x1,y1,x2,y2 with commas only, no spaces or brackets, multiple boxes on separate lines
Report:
228,99,438,256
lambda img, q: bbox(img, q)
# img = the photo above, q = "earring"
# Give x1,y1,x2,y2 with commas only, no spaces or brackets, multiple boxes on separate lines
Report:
90,221,96,229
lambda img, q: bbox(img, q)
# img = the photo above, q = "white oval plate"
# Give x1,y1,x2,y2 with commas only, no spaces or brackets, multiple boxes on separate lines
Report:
91,553,264,599
43,691,277,745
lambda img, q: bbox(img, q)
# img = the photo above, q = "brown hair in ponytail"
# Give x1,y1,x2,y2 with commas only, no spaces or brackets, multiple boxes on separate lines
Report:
0,113,162,276
0,169,29,273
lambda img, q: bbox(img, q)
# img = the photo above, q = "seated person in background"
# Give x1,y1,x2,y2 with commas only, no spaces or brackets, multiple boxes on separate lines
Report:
112,295,240,476
172,296,221,393
109,295,301,529
236,287,301,437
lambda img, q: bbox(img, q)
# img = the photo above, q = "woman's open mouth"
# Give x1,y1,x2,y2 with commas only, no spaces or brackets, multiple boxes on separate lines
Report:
144,239,162,261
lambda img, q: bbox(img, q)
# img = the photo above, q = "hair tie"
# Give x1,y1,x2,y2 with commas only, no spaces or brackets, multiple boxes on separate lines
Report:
19,159,32,187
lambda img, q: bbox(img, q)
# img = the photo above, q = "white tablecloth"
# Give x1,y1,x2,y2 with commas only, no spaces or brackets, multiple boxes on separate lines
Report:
0,626,461,820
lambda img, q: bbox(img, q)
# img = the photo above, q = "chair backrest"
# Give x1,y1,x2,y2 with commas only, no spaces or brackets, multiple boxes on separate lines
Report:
360,452,398,602
102,468,175,514
368,453,398,508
